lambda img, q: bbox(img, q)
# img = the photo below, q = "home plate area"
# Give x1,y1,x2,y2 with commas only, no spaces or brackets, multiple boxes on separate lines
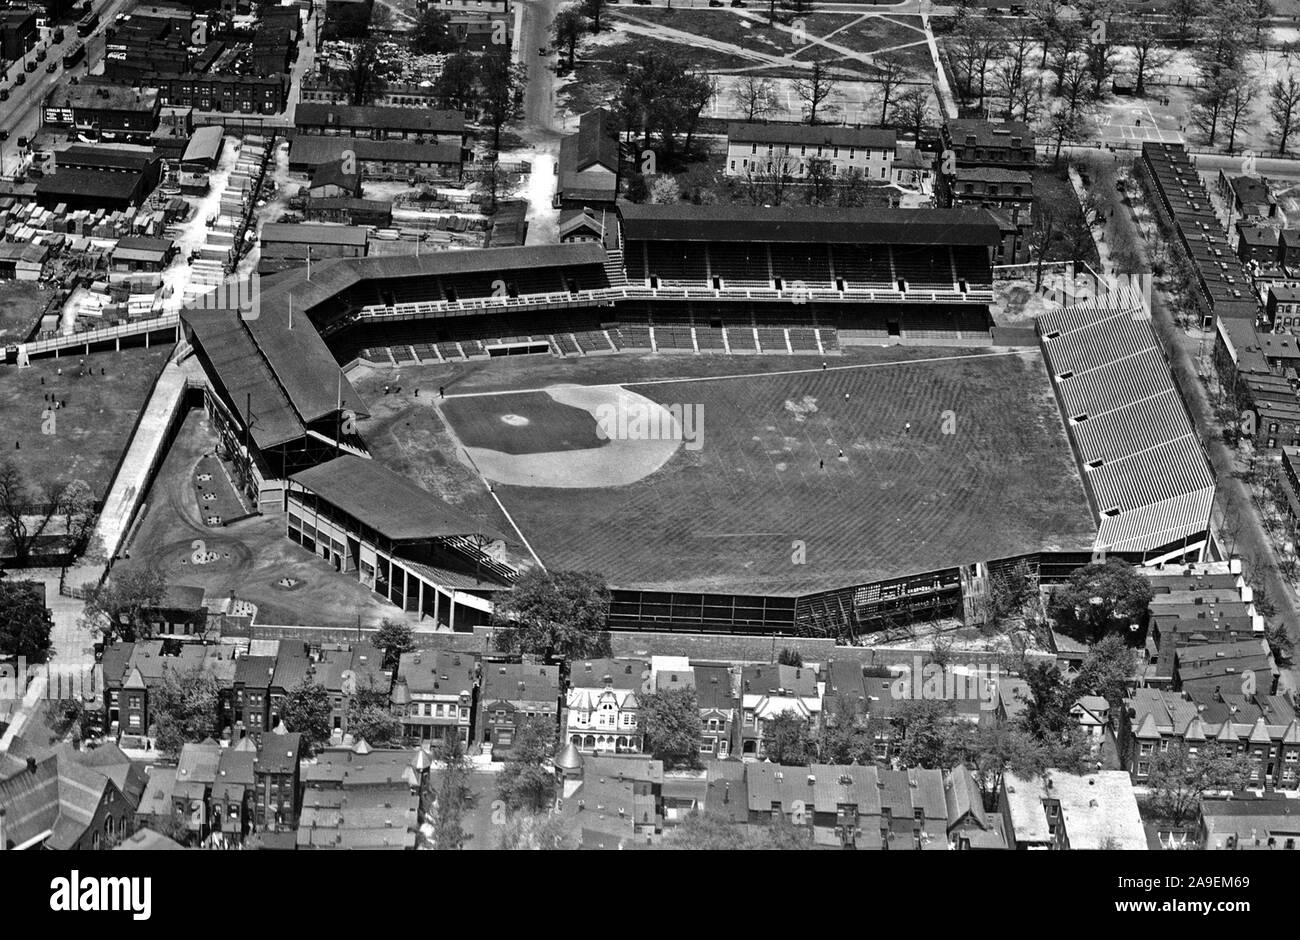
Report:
439,385,684,488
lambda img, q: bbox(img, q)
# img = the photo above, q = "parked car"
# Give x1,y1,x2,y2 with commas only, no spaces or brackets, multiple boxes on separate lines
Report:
16,73,25,85
0,89,8,101
730,0,746,6
53,27,64,43
24,61,36,72
709,0,723,5
46,62,57,73
17,136,28,149
0,130,7,141
36,49,46,62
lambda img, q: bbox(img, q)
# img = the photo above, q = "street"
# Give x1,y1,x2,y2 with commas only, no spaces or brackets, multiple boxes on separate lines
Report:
0,0,137,176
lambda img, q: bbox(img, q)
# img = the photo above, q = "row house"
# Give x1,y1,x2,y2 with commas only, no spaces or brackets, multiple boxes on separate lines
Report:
294,103,466,146
102,641,236,739
297,740,424,850
391,650,479,745
941,119,1036,170
999,769,1147,849
1200,795,1300,849
1126,687,1300,791
554,751,664,848
1237,224,1289,270
739,663,822,759
746,762,948,849
724,122,897,183
694,665,739,760
477,661,561,756
565,658,648,755
158,74,289,115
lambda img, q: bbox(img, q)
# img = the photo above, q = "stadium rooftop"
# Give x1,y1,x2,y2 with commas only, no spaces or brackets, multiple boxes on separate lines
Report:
290,455,506,544
1038,292,1215,553
615,202,1002,246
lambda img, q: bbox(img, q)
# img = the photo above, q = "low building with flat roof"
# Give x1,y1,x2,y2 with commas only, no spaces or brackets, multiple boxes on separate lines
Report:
999,769,1146,850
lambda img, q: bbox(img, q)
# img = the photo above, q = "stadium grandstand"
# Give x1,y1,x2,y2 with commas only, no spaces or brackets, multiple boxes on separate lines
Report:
1138,142,1260,326
288,455,515,630
163,203,1218,638
1038,290,1216,559
180,308,369,513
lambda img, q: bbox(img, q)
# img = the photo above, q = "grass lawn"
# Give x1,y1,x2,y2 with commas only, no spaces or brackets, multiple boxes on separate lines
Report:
360,348,1096,596
1,346,171,500
0,281,52,346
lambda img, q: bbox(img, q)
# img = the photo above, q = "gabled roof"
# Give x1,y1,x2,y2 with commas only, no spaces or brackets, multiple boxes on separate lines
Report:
295,103,465,136
481,662,560,704
726,121,896,151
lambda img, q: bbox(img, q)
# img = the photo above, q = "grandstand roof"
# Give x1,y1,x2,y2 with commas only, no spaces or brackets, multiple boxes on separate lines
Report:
726,122,897,150
1039,294,1215,552
181,310,307,448
255,243,609,315
615,202,1000,246
290,455,505,543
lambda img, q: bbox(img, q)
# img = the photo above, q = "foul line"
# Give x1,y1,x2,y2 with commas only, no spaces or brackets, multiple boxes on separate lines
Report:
441,349,1027,399
458,443,547,570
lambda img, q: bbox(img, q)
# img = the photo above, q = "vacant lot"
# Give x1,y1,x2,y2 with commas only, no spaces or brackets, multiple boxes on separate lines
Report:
0,281,52,346
1,346,171,500
362,348,1096,596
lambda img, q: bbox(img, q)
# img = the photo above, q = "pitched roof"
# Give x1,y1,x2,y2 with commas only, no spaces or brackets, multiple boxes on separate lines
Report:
727,121,896,150
480,662,560,704
290,455,505,542
288,135,462,168
295,103,465,135
36,168,142,202
180,309,307,450
261,222,369,248
616,202,1002,247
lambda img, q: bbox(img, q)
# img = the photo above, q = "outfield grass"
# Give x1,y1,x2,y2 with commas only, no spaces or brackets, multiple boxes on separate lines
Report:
1,346,172,500
361,348,1096,596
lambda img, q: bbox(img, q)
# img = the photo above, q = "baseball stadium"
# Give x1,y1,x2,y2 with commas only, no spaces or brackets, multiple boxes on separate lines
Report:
169,202,1214,637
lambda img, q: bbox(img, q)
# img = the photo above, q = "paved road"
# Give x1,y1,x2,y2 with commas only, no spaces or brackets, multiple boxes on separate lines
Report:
0,0,137,175
517,0,563,244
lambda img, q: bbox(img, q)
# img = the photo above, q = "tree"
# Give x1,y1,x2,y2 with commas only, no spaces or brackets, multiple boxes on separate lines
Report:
1223,70,1259,153
431,736,472,849
1047,51,1093,166
647,174,681,205
1189,0,1254,145
794,55,838,125
1147,741,1253,824
0,578,53,662
980,559,1037,630
581,0,606,32
433,52,480,112
1271,70,1300,154
492,568,611,661
615,52,714,167
347,680,402,746
1072,634,1136,714
151,665,220,756
993,14,1036,118
497,717,556,812
552,7,585,70
81,566,167,643
1128,29,1173,98
0,459,94,568
372,618,415,670
278,680,333,756
411,8,454,54
733,75,778,123
496,811,576,849
888,86,930,139
777,648,803,667
1170,0,1204,44
890,699,975,769
1047,558,1154,643
817,693,875,765
640,686,702,769
481,47,527,153
1018,661,1076,740
761,710,816,765
49,697,100,745
336,38,388,106
871,50,909,126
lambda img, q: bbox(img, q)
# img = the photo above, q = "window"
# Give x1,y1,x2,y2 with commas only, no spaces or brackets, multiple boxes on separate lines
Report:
700,738,714,753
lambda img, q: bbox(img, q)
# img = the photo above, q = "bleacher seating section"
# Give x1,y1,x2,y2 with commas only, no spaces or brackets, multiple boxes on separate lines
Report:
726,327,756,350
756,328,788,353
655,324,695,350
